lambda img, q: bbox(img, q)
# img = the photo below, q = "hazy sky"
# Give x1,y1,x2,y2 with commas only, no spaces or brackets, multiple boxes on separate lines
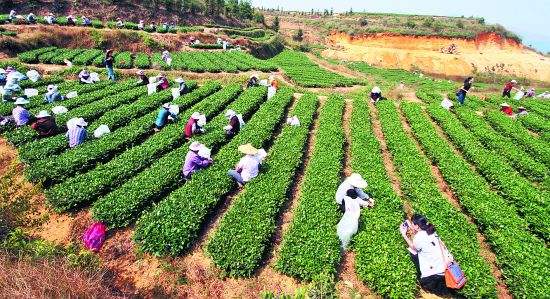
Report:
251,0,550,53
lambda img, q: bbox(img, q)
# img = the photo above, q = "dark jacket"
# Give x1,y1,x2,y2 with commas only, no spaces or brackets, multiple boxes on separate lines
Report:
31,116,58,137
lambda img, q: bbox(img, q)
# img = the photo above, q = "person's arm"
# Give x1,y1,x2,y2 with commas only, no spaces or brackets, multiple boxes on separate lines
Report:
399,224,416,252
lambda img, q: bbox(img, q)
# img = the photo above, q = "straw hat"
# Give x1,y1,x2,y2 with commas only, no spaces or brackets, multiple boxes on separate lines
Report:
347,173,368,189
76,118,88,127
189,141,202,151
162,103,171,109
500,103,510,107
238,143,258,155
14,98,30,105
191,112,201,120
225,109,236,118
36,110,51,118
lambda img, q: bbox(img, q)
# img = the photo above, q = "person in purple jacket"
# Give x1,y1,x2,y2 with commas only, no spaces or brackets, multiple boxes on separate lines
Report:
182,141,212,180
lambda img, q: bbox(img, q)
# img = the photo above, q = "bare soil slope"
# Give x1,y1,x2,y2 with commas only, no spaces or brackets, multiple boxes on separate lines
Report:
324,32,550,83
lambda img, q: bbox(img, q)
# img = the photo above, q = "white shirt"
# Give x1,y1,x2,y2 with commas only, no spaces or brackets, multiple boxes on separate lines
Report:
335,179,370,205
413,231,453,278
237,154,261,182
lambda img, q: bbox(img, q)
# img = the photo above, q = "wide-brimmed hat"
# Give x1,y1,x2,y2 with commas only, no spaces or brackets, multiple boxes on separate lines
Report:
189,141,202,151
511,80,517,84
191,112,201,120
137,70,145,75
225,109,236,118
175,78,185,83
162,103,171,109
500,103,510,107
36,110,51,118
238,143,258,155
76,118,88,127
348,173,368,189
14,98,30,105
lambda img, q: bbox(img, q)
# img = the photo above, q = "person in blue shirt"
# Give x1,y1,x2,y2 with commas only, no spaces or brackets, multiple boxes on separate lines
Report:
154,103,178,132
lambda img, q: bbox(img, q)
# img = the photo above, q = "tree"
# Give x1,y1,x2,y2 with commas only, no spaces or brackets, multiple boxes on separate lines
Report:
272,16,280,32
293,28,304,41
253,12,265,25
238,1,253,20
225,0,239,17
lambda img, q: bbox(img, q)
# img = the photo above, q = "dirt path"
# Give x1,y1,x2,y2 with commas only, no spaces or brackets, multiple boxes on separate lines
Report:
337,99,376,298
397,104,512,299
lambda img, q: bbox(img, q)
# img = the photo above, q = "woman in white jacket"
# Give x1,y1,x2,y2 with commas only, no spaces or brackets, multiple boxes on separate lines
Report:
337,189,372,249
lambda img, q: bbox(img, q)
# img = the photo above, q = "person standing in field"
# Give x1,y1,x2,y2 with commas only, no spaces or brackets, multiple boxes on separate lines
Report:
456,77,473,105
104,49,116,81
502,80,518,98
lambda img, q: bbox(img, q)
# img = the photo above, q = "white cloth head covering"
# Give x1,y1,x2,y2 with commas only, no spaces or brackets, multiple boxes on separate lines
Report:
47,84,58,92
371,86,381,94
198,145,211,159
191,112,201,120
238,143,258,155
511,80,517,84
175,78,185,83
189,141,202,151
500,103,510,107
76,118,88,127
347,173,368,189
518,106,526,111
162,103,171,109
225,109,236,118
36,110,51,118
14,98,29,105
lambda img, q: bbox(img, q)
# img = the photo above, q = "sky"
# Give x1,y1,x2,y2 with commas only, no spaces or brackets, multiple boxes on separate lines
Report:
251,0,550,53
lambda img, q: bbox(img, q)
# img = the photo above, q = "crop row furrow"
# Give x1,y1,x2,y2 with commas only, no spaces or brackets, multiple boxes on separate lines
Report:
377,101,496,298
133,88,294,256
92,86,268,228
275,95,344,280
402,102,550,298
206,93,318,277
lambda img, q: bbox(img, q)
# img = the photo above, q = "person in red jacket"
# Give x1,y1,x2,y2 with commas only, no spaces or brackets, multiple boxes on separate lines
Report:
184,112,205,140
502,80,517,98
500,103,514,116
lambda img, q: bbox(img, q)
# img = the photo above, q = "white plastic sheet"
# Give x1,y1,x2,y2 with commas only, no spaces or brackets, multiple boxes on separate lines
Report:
171,88,180,100
24,88,39,97
514,91,525,101
147,83,157,95
51,106,68,115
441,98,454,110
26,70,40,82
286,116,300,127
66,91,78,99
267,86,276,99
93,125,110,138
90,72,100,82
259,79,269,86
198,145,211,159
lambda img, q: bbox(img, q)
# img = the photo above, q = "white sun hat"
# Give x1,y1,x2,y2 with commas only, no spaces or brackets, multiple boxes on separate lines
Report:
189,141,202,151
162,103,171,109
238,143,259,155
14,98,30,105
36,110,51,118
500,103,510,107
76,118,88,127
225,109,236,118
191,112,201,120
348,173,368,189
175,78,185,83
47,84,58,92
511,80,517,84
371,86,381,94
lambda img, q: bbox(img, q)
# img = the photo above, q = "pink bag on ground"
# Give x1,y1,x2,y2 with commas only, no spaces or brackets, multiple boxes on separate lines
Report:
82,222,107,252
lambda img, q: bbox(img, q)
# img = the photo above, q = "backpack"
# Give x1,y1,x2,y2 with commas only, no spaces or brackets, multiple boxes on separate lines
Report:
82,222,107,252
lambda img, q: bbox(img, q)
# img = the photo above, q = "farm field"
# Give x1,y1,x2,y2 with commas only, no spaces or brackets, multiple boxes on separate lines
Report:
2,6,550,297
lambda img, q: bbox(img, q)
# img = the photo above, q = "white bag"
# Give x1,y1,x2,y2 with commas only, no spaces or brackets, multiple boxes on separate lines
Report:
24,88,39,97
166,57,172,66
286,116,300,127
171,88,180,100
93,125,110,138
267,86,276,99
198,145,211,159
90,72,100,82
51,106,68,115
66,91,78,99
66,117,80,130
514,91,525,101
441,98,454,110
197,114,207,127
237,114,245,128
256,149,267,163
147,83,157,95
26,70,41,82
259,79,269,87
